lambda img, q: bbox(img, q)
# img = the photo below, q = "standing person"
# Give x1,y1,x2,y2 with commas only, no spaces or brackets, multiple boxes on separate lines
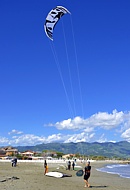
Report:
84,161,91,188
72,161,75,170
44,160,48,174
11,158,14,167
14,158,17,167
68,160,71,170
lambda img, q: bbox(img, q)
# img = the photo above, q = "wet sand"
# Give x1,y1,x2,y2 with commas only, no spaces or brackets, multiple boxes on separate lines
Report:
0,161,130,190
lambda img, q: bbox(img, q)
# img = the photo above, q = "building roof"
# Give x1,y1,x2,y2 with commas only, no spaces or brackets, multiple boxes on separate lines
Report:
22,151,34,155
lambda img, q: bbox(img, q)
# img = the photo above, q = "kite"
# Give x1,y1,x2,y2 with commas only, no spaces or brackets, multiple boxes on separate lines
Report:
44,6,71,40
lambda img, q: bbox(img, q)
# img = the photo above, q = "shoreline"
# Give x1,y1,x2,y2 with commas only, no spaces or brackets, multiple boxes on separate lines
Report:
96,162,130,179
0,161,130,190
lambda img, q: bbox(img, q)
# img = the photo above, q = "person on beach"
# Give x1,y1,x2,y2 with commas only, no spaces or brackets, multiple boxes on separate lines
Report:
14,158,17,167
84,161,91,188
72,161,75,170
44,160,48,174
11,158,15,167
68,160,71,170
11,157,17,167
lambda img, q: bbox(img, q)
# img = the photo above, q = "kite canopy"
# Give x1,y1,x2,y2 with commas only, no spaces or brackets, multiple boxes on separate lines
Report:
44,6,71,40
76,169,84,177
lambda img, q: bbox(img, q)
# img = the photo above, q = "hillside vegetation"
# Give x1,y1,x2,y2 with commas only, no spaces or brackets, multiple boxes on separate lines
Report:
16,141,130,159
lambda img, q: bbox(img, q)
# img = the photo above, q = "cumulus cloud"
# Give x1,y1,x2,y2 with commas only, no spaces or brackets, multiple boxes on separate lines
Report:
64,132,95,143
45,133,63,143
3,134,46,146
121,128,130,142
0,133,65,146
0,132,95,146
1,110,130,146
54,116,85,130
88,110,126,129
12,134,47,145
48,110,130,132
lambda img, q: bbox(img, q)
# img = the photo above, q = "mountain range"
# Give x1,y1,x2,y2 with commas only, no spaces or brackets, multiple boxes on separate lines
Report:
16,141,130,158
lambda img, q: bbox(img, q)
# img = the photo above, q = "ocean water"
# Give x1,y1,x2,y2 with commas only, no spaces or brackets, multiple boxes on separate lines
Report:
97,163,130,179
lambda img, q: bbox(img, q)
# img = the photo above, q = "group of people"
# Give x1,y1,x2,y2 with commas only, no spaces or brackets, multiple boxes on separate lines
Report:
67,160,75,170
43,159,91,188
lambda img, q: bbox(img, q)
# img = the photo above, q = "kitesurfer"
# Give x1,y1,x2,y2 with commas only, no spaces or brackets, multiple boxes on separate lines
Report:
84,161,91,188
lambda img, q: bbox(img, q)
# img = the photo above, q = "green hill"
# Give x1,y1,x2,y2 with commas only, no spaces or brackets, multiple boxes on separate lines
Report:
15,141,130,158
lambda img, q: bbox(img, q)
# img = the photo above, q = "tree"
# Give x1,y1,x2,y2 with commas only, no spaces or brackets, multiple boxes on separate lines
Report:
56,152,64,158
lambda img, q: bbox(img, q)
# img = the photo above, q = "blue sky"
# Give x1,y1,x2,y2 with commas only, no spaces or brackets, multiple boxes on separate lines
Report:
0,0,130,146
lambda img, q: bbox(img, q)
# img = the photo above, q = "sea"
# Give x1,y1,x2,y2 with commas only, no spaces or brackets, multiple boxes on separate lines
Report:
97,163,130,179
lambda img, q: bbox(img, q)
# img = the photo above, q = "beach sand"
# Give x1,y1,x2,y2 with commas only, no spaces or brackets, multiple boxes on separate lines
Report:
0,161,130,190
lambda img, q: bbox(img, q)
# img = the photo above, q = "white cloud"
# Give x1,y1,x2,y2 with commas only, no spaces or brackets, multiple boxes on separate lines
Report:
0,132,96,146
48,110,130,131
1,110,130,146
64,132,95,143
8,129,23,135
0,133,64,146
121,128,130,142
55,116,85,130
117,119,130,133
88,110,125,129
45,133,62,143
0,137,9,144
11,134,46,145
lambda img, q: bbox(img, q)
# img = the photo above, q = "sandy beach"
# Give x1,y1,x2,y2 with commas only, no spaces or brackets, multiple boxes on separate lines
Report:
0,160,130,190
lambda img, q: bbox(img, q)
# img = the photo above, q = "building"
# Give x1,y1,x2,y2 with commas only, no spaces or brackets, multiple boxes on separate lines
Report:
21,150,34,157
62,154,75,159
1,146,18,156
0,150,6,159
